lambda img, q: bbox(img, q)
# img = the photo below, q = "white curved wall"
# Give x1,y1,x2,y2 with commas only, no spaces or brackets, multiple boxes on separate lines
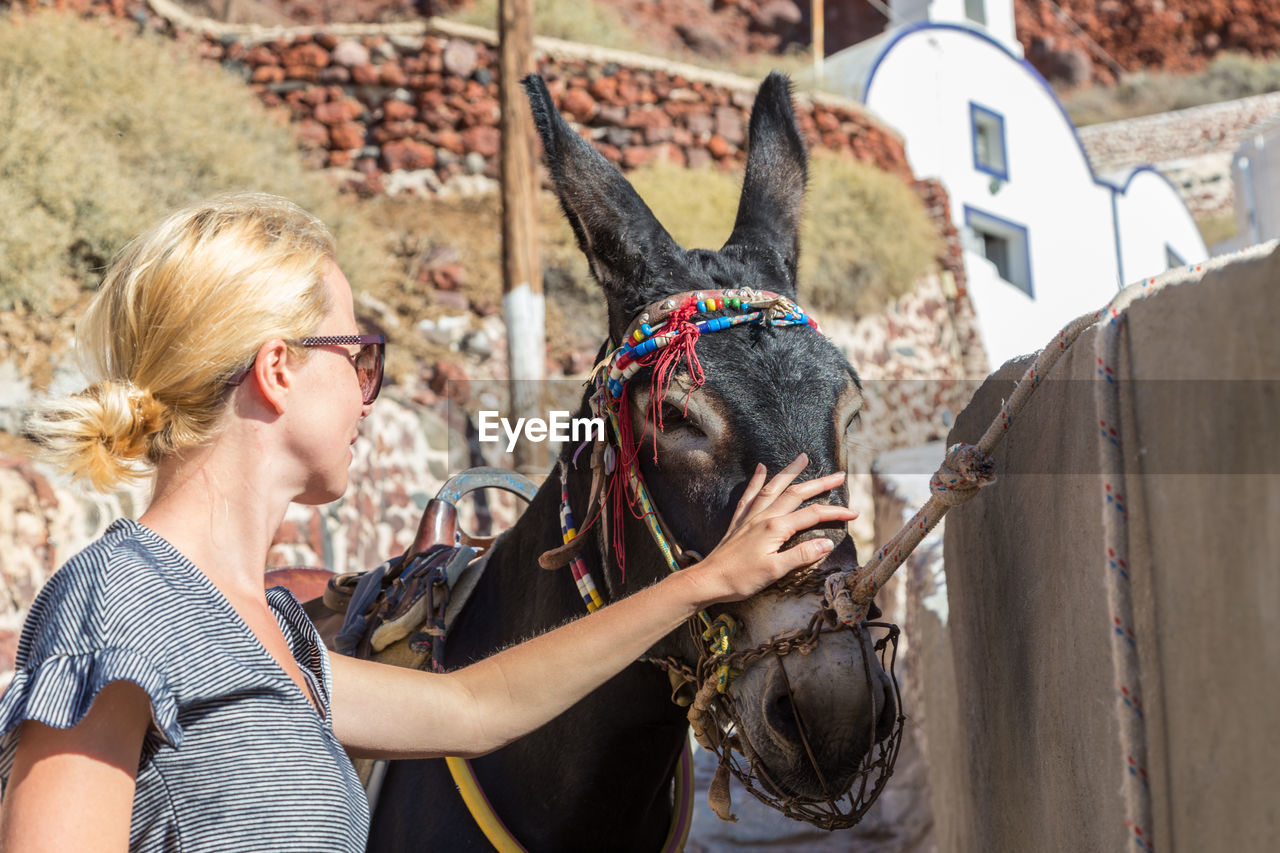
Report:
1111,170,1208,283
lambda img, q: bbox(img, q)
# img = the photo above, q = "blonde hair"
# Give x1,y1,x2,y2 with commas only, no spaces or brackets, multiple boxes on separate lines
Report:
28,192,337,491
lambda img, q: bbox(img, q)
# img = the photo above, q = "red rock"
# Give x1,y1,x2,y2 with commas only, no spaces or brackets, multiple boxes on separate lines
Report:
623,146,654,169
244,45,279,66
434,129,465,155
314,99,363,126
351,63,381,86
707,134,730,159
315,32,340,50
625,107,671,131
589,76,618,103
281,43,329,68
382,138,436,171
461,125,500,158
429,360,470,401
371,121,415,144
561,87,598,122
328,149,352,168
814,110,841,133
252,65,286,84
597,143,623,164
653,142,686,167
330,122,365,150
383,99,417,122
379,63,408,88
283,65,319,83
430,263,466,291
295,118,329,148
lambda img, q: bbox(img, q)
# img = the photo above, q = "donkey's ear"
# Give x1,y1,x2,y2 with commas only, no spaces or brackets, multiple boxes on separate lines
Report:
522,74,682,339
721,73,807,298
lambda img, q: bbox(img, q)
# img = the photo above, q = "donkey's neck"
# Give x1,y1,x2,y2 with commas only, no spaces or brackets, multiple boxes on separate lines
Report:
439,454,693,848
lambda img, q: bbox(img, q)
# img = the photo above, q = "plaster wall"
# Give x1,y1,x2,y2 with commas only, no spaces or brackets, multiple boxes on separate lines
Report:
866,27,1120,336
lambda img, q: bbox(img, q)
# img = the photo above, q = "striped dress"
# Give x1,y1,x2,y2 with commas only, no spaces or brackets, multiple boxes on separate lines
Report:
0,519,371,851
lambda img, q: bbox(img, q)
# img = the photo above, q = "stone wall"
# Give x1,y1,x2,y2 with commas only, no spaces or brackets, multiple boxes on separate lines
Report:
87,0,912,198
1077,90,1280,220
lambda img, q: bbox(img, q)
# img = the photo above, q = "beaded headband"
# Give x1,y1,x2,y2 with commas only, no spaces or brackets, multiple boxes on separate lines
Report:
602,288,821,399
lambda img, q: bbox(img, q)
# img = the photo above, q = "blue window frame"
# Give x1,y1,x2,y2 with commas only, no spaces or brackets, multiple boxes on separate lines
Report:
964,205,1033,297
970,102,1009,182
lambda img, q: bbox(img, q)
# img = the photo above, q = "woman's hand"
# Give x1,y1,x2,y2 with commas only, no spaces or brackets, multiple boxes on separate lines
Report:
683,453,857,605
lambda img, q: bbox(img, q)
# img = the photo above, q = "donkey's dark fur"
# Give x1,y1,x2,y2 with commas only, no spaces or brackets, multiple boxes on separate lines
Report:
365,73,893,852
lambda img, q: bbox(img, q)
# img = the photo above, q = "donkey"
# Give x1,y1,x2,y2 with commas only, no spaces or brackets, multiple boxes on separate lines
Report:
364,72,897,851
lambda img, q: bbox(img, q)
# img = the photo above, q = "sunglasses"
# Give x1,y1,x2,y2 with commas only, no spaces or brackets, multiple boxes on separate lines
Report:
227,333,386,404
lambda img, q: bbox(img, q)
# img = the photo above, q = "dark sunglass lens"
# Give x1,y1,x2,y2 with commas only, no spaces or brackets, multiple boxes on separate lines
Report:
355,343,383,403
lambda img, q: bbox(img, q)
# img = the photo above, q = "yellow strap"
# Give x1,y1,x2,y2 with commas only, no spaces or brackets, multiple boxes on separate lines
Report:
445,756,527,853
446,743,695,852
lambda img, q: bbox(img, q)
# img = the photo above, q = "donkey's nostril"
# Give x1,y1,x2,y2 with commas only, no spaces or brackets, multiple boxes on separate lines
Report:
874,673,898,743
766,691,800,741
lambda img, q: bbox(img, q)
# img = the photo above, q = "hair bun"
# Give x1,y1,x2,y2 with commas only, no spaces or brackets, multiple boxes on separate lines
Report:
28,380,172,491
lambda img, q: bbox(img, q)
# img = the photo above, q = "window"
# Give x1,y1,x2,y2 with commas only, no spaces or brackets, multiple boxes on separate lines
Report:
965,0,987,25
965,206,1033,297
1165,244,1185,269
970,103,1008,182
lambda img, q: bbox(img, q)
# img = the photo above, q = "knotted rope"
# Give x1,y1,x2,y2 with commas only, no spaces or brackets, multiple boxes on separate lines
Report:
826,307,1103,627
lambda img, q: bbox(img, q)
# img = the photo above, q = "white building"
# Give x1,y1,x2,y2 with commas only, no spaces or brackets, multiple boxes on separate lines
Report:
819,0,1208,366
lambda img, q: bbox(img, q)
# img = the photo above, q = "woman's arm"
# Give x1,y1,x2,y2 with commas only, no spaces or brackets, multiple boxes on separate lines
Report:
0,680,151,853
332,455,856,759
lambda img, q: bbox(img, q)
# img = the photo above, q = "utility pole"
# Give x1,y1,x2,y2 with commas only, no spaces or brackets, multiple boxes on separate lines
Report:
812,0,825,89
499,0,547,473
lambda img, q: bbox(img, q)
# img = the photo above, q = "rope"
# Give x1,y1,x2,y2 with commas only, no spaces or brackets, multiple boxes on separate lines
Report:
827,306,1102,626
1094,298,1153,852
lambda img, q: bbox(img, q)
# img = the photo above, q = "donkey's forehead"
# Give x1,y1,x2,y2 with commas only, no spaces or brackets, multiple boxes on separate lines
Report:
674,324,860,423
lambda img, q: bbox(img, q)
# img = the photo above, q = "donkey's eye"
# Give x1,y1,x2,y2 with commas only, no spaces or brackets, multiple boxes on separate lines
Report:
662,404,705,437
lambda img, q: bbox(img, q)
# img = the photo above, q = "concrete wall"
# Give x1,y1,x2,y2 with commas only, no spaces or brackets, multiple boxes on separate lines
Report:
922,243,1280,850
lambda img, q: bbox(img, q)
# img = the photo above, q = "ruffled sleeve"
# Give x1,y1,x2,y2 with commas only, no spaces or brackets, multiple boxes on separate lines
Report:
0,646,183,786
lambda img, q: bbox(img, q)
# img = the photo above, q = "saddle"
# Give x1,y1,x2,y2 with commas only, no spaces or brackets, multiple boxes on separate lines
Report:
295,467,541,808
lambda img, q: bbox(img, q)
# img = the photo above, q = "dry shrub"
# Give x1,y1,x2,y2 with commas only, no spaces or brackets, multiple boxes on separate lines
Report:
0,12,391,311
1063,52,1280,127
457,0,648,54
625,156,940,318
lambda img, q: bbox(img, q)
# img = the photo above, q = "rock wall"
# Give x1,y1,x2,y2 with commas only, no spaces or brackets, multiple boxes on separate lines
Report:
56,0,912,198
1078,90,1280,220
1015,0,1280,86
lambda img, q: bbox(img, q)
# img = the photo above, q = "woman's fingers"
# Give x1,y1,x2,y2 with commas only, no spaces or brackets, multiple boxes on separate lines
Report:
738,453,808,524
772,503,858,540
762,470,848,518
728,462,768,530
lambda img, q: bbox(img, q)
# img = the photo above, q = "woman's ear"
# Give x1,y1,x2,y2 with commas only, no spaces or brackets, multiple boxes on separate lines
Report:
251,339,292,415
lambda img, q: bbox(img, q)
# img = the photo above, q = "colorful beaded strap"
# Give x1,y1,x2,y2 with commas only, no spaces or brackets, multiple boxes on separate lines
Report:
604,288,820,399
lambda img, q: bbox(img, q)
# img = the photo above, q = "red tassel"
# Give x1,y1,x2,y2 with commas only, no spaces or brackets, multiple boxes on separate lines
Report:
606,296,711,584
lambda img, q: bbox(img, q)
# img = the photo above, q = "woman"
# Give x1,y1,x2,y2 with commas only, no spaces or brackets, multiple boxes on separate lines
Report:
0,193,854,851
